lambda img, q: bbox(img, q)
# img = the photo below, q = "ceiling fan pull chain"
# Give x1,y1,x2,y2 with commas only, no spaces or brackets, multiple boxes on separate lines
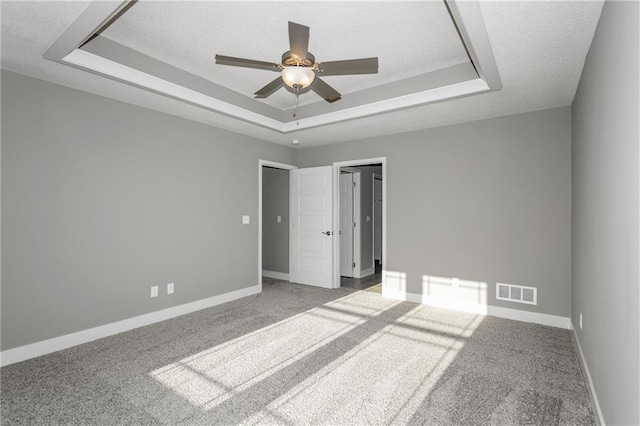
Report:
293,84,301,124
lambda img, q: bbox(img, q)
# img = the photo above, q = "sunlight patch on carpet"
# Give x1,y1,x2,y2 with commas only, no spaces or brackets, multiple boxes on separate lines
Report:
149,290,401,412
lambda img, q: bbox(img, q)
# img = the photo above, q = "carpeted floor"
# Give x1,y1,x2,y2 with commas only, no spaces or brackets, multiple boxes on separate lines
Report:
1,279,595,425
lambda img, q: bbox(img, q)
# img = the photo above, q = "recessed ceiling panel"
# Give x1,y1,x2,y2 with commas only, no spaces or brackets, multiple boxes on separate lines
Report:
101,1,469,110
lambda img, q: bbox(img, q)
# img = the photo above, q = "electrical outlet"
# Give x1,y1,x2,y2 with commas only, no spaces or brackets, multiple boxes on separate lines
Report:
579,313,583,329
167,283,174,295
150,286,158,298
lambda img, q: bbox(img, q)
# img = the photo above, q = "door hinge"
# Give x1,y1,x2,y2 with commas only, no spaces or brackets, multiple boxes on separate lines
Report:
353,262,356,268
353,181,356,187
353,222,356,228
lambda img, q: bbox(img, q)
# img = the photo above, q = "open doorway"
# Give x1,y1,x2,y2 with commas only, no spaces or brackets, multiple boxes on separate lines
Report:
336,161,384,292
259,158,385,292
258,160,296,291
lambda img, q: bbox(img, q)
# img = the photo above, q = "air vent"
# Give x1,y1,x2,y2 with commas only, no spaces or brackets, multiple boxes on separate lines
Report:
496,283,537,305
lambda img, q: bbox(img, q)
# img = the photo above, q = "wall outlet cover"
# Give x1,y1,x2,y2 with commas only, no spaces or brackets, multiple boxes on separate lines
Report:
150,286,158,298
242,215,250,224
579,313,583,329
167,283,174,295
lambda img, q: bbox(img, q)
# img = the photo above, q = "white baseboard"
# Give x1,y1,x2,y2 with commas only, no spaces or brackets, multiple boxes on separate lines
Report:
0,285,261,367
355,266,375,279
382,289,571,329
486,305,570,329
262,270,290,281
572,320,606,425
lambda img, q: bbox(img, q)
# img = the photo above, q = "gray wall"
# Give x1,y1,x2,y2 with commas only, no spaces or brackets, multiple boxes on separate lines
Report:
298,107,572,317
571,1,639,424
262,167,289,274
1,71,295,350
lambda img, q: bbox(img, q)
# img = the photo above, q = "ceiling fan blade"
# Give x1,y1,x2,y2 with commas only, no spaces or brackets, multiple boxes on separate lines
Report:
254,77,284,98
215,54,280,72
288,21,310,61
311,77,341,103
317,57,379,76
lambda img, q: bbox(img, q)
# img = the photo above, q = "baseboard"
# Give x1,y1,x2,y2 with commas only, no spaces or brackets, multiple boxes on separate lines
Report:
0,285,261,367
262,270,290,281
382,289,571,329
355,266,375,279
486,305,570,329
572,320,606,425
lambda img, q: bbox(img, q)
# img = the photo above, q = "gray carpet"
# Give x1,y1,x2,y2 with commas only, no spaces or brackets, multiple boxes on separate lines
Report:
1,279,595,425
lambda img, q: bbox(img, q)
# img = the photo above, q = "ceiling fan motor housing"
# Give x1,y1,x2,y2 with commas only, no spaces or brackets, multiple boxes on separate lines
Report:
282,51,316,68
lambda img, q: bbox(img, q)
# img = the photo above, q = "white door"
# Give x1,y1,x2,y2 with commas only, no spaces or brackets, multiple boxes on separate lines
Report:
290,166,333,288
339,173,354,277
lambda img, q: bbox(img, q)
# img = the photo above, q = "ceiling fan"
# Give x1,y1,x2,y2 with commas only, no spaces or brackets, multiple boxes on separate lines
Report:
215,21,379,104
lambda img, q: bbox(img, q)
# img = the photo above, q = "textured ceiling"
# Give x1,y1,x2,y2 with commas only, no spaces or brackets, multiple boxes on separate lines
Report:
102,1,468,109
1,1,604,148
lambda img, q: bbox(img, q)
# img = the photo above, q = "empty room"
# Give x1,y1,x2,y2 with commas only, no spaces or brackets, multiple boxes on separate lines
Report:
1,0,638,425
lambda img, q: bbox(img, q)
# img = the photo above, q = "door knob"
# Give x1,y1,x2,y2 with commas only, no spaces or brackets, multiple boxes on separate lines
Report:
321,231,333,236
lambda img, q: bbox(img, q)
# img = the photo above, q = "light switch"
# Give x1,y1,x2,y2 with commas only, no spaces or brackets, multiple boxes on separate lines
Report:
242,215,250,224
277,215,282,223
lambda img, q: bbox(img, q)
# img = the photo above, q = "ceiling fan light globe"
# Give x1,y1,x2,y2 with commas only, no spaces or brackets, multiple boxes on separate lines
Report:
281,66,315,89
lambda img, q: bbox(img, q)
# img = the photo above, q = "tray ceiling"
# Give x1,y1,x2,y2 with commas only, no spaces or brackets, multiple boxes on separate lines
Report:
1,1,604,147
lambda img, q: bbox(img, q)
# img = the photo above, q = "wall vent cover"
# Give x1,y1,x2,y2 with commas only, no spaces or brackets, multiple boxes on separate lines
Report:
496,283,537,305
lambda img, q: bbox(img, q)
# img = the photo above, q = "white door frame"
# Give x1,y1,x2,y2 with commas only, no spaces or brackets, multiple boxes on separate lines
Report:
373,172,383,267
332,157,386,289
342,168,363,272
258,160,297,292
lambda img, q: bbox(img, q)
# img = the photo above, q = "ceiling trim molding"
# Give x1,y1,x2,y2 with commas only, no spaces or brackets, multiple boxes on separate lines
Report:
63,49,285,131
81,36,481,128
445,0,502,90
43,1,134,61
43,0,502,134
279,79,490,133
82,35,283,121
281,63,479,122
64,48,490,134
